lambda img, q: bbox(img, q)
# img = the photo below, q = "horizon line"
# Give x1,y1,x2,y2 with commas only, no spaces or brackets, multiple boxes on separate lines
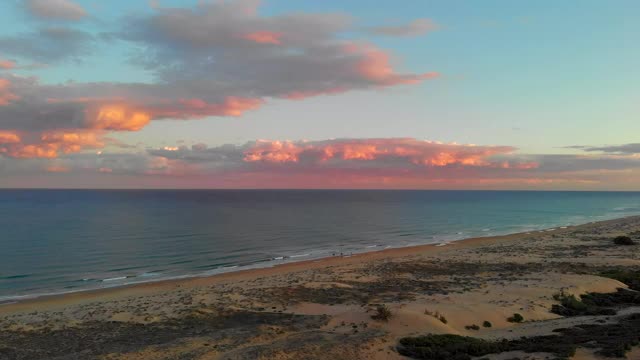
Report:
1,188,639,192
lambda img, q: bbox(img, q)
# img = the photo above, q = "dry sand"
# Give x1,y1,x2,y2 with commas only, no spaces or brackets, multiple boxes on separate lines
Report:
1,216,640,360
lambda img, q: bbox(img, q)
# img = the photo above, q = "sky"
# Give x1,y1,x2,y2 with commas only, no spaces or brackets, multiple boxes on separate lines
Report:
0,0,639,189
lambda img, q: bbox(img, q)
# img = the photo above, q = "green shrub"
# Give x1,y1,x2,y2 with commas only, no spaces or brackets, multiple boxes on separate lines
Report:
560,293,587,311
507,313,524,323
599,269,640,291
552,289,621,317
397,334,509,360
482,321,492,328
398,313,640,360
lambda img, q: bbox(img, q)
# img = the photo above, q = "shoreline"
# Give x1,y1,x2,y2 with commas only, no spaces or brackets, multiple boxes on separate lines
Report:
2,214,640,359
2,214,635,314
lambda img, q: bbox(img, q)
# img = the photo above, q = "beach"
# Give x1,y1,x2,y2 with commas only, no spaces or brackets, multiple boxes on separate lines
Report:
1,216,640,359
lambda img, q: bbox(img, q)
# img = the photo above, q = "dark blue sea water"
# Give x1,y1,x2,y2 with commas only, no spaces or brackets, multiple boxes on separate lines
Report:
1,190,640,301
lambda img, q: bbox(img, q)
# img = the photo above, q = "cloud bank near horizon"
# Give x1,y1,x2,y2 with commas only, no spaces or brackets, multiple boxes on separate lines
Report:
3,136,640,190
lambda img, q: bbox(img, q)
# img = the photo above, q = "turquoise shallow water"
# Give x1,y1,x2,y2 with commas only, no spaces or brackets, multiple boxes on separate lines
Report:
1,190,639,301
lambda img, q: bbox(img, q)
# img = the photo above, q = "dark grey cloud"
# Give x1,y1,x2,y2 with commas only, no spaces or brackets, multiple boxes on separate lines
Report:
525,154,640,172
576,143,640,155
148,143,245,166
0,27,94,63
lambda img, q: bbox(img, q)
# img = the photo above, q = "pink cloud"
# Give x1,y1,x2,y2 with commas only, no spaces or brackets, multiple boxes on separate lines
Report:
148,97,265,119
0,59,16,70
345,43,440,86
243,138,525,168
283,87,349,100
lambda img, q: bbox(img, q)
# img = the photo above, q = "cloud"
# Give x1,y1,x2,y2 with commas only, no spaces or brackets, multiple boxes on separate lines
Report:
120,1,436,96
0,27,93,63
241,31,284,44
0,79,20,106
5,138,640,190
0,1,438,160
123,139,640,189
147,138,536,174
24,0,87,21
572,143,640,155
241,138,521,167
366,19,438,37
46,164,70,173
0,129,104,159
0,59,16,70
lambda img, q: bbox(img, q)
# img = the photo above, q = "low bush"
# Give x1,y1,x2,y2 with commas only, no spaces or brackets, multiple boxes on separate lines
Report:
424,309,447,324
482,321,492,328
397,333,577,360
464,324,480,331
397,334,509,360
371,304,392,321
506,313,524,323
613,236,636,245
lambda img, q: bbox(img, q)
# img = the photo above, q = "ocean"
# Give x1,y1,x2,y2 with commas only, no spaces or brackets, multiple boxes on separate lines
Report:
1,190,639,302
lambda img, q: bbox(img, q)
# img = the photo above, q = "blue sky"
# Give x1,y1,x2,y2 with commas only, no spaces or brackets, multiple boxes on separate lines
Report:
0,0,639,189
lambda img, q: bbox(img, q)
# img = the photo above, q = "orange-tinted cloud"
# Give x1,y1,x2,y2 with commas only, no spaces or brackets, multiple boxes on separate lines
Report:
46,165,71,173
87,104,151,131
241,31,283,44
0,130,21,144
0,79,19,106
0,130,104,158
